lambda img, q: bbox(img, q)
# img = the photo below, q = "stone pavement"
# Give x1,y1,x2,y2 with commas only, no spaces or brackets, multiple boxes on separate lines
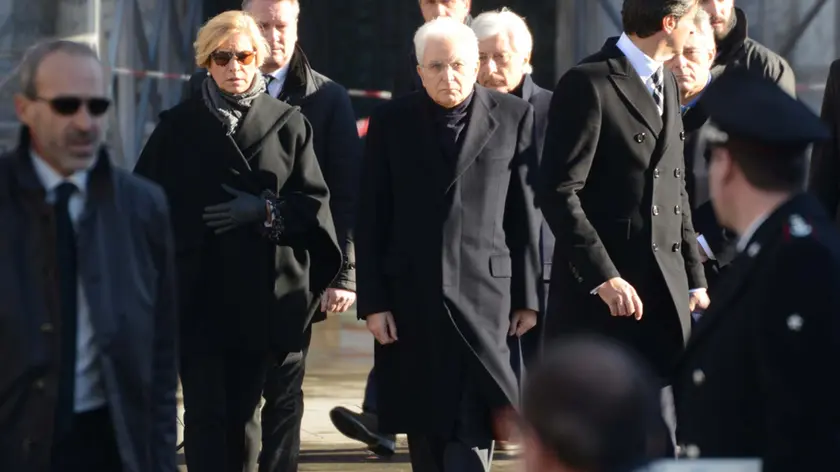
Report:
177,311,521,471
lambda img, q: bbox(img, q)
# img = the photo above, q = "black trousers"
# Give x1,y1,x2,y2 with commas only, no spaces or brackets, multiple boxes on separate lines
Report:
180,349,272,472
51,407,122,472
259,328,312,472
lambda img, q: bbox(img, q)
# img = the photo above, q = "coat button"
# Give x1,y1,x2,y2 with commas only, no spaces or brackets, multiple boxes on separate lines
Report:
22,438,32,455
652,205,660,216
674,205,681,215
674,168,682,178
672,242,681,252
40,323,54,333
34,379,45,390
652,243,659,251
653,168,660,178
634,132,646,143
692,369,705,385
680,131,686,140
685,444,701,458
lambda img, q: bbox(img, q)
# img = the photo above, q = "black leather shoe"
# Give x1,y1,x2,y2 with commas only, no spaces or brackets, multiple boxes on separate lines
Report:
329,407,396,457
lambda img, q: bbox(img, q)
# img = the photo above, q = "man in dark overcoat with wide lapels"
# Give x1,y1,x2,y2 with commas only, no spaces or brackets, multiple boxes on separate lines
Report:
356,16,542,472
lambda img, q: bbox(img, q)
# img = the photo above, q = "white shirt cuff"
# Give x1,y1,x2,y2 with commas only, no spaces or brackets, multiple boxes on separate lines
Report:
697,235,716,261
591,283,604,295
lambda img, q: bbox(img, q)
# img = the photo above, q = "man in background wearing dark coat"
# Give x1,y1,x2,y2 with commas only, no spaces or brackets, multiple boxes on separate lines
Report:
684,0,797,277
184,1,361,469
0,40,177,472
356,17,541,471
539,0,708,384
392,0,472,98
674,70,840,469
472,7,552,373
809,59,840,225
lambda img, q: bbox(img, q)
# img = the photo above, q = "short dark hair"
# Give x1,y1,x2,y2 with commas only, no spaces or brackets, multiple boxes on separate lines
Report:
722,138,808,192
622,0,697,38
18,40,100,98
522,336,665,471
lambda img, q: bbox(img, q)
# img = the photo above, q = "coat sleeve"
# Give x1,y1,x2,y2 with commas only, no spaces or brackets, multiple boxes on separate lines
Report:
267,113,343,298
809,60,840,216
147,185,178,472
753,241,840,470
320,84,362,292
775,57,797,99
505,106,542,312
354,109,393,318
133,114,171,187
538,69,620,290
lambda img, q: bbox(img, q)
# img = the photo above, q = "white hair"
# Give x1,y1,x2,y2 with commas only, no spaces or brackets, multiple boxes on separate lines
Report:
413,17,479,66
471,8,534,74
692,8,716,52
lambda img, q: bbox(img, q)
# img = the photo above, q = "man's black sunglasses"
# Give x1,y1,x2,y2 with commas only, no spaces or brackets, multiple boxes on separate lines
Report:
33,96,111,117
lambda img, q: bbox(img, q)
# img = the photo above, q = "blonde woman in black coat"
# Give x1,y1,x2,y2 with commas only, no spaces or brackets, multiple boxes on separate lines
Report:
134,10,341,472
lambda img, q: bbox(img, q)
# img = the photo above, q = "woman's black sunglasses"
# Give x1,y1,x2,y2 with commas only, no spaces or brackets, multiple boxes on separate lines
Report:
34,96,111,117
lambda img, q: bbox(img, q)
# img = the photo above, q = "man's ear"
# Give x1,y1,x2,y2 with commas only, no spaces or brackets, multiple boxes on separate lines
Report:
662,14,678,34
13,94,32,126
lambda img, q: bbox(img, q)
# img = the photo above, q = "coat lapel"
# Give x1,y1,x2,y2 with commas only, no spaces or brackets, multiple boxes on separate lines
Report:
447,87,498,192
606,47,663,138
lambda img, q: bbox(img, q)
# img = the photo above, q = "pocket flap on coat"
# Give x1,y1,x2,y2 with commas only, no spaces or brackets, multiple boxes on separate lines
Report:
489,255,512,278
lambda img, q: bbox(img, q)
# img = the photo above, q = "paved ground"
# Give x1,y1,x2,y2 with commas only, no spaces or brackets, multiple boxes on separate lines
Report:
177,312,521,471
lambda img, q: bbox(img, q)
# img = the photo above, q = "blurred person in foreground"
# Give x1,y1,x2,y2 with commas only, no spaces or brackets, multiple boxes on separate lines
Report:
134,10,341,472
472,6,552,375
356,16,541,471
809,59,840,226
673,69,840,469
517,337,667,472
330,0,476,456
0,40,177,472
186,1,362,469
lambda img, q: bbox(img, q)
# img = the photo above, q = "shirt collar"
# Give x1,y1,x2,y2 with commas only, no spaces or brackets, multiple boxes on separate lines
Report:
616,32,662,80
736,211,771,253
30,150,90,196
682,74,713,112
269,61,291,84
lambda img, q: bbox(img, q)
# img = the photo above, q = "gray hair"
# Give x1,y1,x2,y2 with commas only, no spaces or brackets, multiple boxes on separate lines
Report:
241,0,299,11
471,8,534,74
692,8,716,51
414,16,479,66
18,40,99,98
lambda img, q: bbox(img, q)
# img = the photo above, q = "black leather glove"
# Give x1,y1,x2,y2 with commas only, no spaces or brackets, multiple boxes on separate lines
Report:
202,184,267,234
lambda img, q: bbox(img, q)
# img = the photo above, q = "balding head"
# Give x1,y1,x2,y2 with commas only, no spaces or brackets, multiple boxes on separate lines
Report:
521,336,664,472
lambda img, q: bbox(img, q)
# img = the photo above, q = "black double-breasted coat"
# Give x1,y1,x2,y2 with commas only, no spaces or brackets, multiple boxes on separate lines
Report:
538,39,706,379
673,194,840,469
355,86,542,434
134,94,342,354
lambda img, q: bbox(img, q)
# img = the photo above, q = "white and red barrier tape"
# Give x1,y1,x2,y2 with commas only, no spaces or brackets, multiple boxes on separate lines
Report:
109,67,392,99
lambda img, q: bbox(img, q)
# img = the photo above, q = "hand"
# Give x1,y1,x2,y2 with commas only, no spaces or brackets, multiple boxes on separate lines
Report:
321,288,357,314
202,184,267,234
366,311,398,345
689,289,710,312
509,309,538,337
598,277,644,320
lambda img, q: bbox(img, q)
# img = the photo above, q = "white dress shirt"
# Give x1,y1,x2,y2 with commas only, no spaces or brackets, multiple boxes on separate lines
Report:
736,211,772,253
616,32,664,116
31,153,107,413
266,62,292,98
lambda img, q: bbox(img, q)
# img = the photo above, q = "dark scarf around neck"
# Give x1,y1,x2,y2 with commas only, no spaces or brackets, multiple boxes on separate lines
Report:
201,73,266,135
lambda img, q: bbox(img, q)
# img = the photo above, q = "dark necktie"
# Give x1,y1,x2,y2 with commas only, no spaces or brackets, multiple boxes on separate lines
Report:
263,74,275,96
53,182,78,438
652,67,664,115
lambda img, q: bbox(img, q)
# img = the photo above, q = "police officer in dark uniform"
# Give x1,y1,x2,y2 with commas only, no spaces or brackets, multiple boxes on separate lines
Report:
673,69,840,470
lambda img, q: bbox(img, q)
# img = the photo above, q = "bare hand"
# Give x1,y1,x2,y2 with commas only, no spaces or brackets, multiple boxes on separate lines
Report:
366,311,398,345
321,288,357,314
509,309,538,337
598,277,644,320
689,289,710,312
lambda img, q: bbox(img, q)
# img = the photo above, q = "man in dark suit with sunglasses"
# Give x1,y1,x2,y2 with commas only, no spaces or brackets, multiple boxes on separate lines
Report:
0,40,178,472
